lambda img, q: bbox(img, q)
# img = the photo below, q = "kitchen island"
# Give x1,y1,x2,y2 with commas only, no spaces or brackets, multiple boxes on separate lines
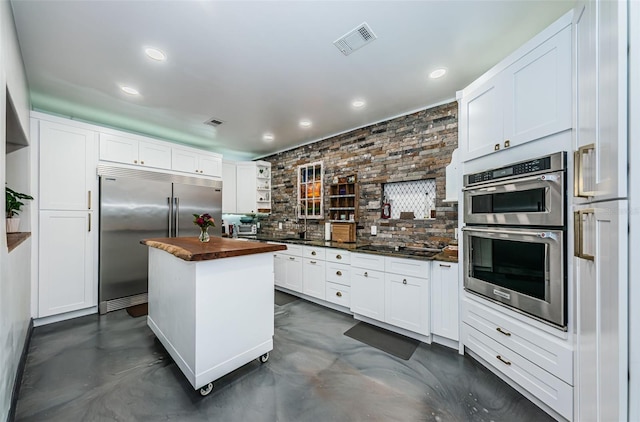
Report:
141,236,286,395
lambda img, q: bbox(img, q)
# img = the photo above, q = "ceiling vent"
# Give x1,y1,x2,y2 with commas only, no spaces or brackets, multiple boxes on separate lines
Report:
333,22,377,56
204,117,223,127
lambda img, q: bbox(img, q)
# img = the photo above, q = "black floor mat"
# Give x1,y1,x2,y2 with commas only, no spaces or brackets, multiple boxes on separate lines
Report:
275,290,298,306
344,322,419,360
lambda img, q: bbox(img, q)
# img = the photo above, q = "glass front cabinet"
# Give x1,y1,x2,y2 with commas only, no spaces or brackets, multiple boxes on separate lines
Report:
297,162,323,219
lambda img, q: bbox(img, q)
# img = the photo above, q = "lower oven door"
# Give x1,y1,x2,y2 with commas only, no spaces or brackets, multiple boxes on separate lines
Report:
463,226,566,328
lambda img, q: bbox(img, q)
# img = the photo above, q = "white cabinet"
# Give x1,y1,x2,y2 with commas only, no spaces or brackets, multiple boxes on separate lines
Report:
574,201,628,421
99,133,172,169
350,265,385,321
273,243,303,292
573,0,627,201
430,262,459,341
172,147,222,177
236,161,271,214
385,273,428,335
459,21,572,162
462,298,573,420
222,160,237,213
38,211,95,317
302,258,325,300
36,117,98,318
39,121,97,211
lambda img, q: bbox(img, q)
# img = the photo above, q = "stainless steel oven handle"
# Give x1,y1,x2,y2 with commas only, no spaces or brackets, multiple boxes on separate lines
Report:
462,172,562,191
462,226,560,240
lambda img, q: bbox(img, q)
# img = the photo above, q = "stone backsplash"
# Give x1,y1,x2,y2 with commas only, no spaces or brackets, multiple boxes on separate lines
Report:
258,101,458,248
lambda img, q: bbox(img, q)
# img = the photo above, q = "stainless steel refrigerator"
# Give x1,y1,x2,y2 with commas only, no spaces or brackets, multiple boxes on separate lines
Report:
97,166,222,314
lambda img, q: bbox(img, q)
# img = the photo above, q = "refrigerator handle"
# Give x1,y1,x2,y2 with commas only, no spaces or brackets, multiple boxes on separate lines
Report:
168,197,173,237
175,197,180,236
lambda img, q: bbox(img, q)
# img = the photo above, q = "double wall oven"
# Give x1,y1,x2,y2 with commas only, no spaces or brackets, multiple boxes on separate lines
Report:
462,152,567,328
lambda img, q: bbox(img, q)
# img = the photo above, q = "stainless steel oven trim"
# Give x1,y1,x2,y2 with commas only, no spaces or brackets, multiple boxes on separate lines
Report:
462,226,566,328
463,170,565,227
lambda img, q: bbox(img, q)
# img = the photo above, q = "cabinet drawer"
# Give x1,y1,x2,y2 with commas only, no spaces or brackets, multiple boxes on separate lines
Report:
351,253,385,271
325,282,350,308
384,257,429,278
303,246,326,260
325,249,350,264
462,299,573,384
326,262,350,286
462,324,572,420
282,243,303,256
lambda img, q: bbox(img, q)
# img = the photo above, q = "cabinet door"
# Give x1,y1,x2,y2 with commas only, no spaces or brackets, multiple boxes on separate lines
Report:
574,201,628,421
503,25,572,148
139,140,171,169
431,262,459,341
236,164,257,213
574,1,628,201
460,78,504,161
350,268,385,321
172,148,199,174
385,273,428,335
284,256,303,293
40,121,97,211
38,210,95,317
199,154,222,178
222,161,237,213
99,133,138,164
302,258,325,300
274,253,286,288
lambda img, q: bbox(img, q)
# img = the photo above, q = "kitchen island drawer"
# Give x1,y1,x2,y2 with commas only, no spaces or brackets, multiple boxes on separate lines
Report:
462,298,573,385
326,249,350,264
326,262,350,286
326,282,350,308
462,323,573,420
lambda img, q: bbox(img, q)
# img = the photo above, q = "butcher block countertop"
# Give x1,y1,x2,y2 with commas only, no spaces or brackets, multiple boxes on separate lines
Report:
141,237,286,261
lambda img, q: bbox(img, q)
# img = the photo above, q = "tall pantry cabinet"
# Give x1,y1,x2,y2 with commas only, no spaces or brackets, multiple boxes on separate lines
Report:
573,1,629,421
34,116,98,318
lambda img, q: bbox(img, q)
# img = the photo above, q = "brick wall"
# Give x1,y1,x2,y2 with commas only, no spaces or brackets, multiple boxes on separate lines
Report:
259,101,458,248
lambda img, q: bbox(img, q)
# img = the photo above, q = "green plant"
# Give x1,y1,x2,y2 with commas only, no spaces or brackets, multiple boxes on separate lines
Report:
6,186,33,218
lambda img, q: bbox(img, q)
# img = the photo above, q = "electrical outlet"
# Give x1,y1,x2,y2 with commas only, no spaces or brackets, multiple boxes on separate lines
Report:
257,222,261,229
371,225,377,235
454,228,458,240
278,222,283,230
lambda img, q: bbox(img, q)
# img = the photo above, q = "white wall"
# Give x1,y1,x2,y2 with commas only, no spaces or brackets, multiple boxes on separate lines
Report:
0,0,31,420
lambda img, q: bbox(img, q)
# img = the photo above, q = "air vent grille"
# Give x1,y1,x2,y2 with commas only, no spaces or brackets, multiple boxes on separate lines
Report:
205,118,223,127
333,22,377,56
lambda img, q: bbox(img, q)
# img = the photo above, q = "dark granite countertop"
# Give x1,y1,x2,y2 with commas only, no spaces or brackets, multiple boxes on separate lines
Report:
254,236,458,263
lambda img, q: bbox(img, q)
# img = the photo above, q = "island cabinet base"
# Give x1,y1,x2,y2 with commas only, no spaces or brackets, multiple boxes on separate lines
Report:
147,247,274,391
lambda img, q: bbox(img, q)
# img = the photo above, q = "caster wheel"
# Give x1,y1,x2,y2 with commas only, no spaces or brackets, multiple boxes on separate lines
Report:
199,382,213,396
259,352,270,363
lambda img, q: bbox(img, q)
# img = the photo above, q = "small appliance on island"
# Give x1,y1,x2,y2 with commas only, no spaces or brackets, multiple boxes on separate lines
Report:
140,236,286,396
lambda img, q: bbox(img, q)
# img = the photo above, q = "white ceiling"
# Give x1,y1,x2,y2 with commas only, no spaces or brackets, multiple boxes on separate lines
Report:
10,0,575,160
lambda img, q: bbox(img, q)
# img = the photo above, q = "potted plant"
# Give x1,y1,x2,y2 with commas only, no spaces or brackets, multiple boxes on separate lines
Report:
6,186,33,233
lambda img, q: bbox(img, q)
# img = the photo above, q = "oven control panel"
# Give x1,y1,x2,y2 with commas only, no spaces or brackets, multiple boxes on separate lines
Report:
465,152,565,186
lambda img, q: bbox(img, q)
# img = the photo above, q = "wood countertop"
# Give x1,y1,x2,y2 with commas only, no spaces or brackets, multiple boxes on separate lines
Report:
7,232,31,253
141,237,287,262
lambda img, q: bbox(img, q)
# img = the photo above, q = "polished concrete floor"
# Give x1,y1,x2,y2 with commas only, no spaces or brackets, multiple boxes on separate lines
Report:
16,297,553,421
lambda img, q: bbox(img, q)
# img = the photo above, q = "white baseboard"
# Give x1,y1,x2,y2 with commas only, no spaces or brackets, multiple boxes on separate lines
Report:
33,306,97,327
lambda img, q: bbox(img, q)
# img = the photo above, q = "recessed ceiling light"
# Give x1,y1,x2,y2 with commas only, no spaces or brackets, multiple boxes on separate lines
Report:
121,86,140,95
145,47,166,61
429,68,447,79
352,99,366,108
299,119,312,128
262,133,274,142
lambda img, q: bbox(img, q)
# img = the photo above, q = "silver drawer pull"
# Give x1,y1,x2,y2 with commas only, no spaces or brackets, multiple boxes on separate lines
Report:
439,263,451,268
402,279,407,285
496,327,511,337
289,257,295,261
310,261,317,264
336,254,342,259
496,355,511,366
336,271,342,276
364,272,368,277
336,291,342,297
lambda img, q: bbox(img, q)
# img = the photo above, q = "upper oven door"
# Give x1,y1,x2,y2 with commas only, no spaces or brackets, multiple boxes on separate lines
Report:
463,171,565,226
